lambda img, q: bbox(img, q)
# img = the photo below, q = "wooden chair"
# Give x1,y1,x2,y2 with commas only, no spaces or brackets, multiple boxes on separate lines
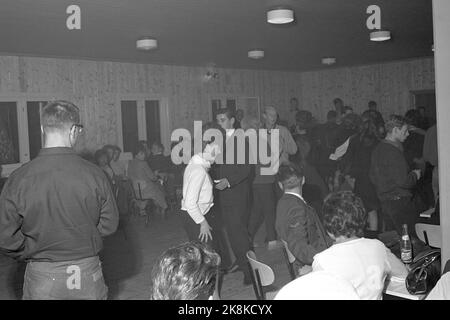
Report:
415,223,442,248
443,259,450,274
281,240,297,281
246,250,276,300
130,181,153,226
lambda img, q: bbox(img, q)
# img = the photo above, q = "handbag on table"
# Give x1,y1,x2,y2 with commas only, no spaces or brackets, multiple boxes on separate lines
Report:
405,248,441,295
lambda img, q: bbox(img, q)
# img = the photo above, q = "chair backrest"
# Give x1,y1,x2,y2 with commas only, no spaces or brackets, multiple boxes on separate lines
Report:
444,259,450,274
281,240,296,264
415,223,442,248
246,251,275,286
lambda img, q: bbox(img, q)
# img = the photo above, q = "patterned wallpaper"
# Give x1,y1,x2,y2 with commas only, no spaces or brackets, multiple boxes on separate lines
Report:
0,55,434,151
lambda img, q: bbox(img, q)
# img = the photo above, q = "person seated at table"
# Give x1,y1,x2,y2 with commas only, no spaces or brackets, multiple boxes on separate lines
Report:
275,163,330,271
151,241,220,300
127,145,168,217
148,141,171,174
312,191,408,300
148,141,176,205
274,270,360,300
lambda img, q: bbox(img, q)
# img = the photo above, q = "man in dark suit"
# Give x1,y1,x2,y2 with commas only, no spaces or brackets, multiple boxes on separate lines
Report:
276,163,330,269
213,108,253,286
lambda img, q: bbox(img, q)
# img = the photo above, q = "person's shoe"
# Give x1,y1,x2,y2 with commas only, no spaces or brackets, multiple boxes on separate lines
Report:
267,240,282,250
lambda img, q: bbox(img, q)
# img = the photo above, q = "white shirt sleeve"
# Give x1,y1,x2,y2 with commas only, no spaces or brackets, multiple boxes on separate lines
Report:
183,168,207,224
384,247,408,278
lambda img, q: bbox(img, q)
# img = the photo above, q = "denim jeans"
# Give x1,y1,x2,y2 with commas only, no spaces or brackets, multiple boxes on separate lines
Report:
22,256,107,300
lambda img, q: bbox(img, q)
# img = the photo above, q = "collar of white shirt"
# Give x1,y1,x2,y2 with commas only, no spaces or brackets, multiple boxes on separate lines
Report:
226,129,235,138
285,191,306,203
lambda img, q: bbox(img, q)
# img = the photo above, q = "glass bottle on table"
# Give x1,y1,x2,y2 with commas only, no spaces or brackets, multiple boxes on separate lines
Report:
400,224,413,264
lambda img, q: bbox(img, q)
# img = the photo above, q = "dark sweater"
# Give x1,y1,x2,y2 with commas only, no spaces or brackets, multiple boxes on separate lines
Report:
370,140,417,201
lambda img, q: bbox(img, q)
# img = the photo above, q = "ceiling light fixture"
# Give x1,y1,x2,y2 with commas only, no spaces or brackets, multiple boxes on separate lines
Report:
136,38,158,50
432,44,435,52
322,57,336,65
370,30,391,41
267,8,294,24
248,50,264,59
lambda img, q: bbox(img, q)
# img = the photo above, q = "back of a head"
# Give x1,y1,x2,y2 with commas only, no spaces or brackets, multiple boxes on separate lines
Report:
333,98,343,104
41,100,80,133
275,271,360,300
384,114,405,134
277,163,304,191
327,110,337,121
404,109,420,127
322,191,367,239
151,241,221,300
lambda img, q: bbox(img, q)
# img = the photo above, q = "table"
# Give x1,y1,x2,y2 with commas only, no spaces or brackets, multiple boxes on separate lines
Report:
384,277,426,300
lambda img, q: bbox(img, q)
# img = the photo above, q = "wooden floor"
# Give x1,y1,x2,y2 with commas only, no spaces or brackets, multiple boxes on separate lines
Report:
0,209,292,300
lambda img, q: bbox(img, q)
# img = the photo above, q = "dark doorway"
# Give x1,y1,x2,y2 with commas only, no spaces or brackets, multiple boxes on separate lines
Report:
411,90,436,127
145,100,161,146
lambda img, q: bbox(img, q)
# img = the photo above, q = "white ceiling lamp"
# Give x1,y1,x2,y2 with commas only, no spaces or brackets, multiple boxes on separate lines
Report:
267,8,294,24
432,44,435,52
322,57,336,65
248,50,264,59
370,30,391,41
136,38,158,50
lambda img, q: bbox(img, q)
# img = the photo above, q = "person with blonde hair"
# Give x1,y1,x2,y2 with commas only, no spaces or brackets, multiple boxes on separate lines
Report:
151,241,221,300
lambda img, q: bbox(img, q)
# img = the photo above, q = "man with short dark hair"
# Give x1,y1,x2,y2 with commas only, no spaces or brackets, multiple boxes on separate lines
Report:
370,115,421,235
0,100,119,300
213,107,253,285
368,100,378,111
275,164,329,269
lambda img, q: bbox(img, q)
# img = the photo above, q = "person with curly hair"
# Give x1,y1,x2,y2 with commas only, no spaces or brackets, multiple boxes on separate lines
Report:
151,241,221,300
311,191,407,300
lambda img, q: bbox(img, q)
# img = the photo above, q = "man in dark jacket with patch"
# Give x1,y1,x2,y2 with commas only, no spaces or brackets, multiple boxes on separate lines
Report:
276,164,330,268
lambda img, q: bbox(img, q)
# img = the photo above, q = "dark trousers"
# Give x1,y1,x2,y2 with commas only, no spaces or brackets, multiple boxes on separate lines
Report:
221,198,251,277
248,183,277,242
380,197,419,237
22,256,107,300
180,209,232,268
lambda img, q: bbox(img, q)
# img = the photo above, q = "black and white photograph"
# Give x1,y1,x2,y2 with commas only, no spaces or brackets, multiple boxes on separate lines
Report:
0,0,449,303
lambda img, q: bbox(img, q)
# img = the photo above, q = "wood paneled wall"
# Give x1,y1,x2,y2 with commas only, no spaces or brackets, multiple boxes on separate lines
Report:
0,55,434,151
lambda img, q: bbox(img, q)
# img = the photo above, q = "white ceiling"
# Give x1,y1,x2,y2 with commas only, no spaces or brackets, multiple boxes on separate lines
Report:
0,0,434,71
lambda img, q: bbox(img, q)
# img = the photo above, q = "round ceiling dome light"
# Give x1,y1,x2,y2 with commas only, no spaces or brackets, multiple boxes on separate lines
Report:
136,38,158,50
267,8,294,24
370,30,391,42
322,57,336,65
248,50,264,59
